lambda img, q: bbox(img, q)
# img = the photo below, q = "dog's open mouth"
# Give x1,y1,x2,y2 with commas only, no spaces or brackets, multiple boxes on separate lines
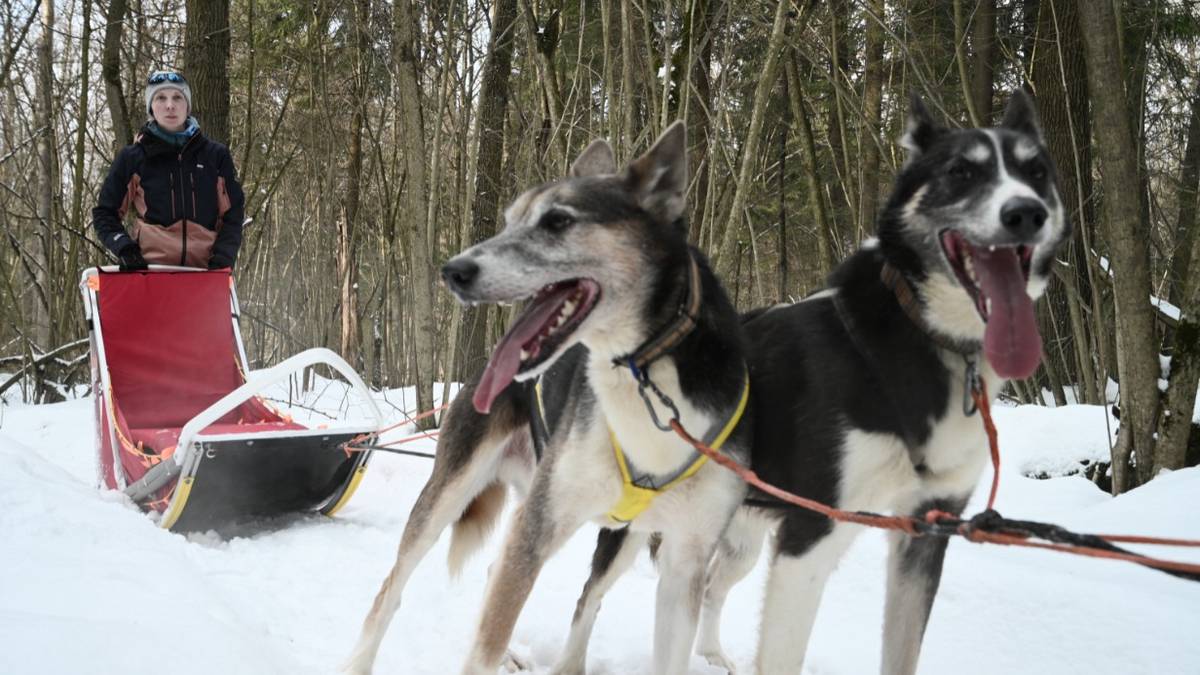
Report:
473,279,601,413
939,229,1042,379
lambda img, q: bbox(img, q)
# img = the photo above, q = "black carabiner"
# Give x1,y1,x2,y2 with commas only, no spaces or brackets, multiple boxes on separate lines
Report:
962,354,982,417
635,373,681,432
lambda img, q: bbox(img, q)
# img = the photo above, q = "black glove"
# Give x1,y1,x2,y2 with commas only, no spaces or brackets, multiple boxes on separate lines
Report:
207,254,233,270
118,244,149,272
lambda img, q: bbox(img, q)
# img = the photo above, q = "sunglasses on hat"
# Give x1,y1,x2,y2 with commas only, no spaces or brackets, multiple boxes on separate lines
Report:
147,72,187,85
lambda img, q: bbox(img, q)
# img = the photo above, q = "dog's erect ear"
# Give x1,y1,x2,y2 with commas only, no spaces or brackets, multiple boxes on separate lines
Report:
624,120,687,224
570,139,617,177
900,93,943,159
1000,88,1044,142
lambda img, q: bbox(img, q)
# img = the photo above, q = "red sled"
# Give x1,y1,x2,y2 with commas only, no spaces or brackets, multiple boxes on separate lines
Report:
81,266,382,531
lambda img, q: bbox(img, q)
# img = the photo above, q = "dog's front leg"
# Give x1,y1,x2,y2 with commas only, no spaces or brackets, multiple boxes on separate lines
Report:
881,495,967,675
343,437,515,673
694,511,770,673
461,490,584,675
342,481,482,674
549,528,648,675
755,519,858,675
651,533,721,675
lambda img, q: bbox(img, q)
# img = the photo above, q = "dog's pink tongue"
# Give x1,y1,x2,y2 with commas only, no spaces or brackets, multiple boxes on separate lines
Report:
973,246,1042,379
473,285,575,414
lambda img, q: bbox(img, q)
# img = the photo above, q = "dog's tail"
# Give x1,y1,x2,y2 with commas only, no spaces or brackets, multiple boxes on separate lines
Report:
447,481,508,577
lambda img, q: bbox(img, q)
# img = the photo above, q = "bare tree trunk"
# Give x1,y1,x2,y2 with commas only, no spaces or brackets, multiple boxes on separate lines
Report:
183,0,231,143
131,0,149,124
1032,0,1104,405
952,0,981,126
457,0,519,382
859,0,886,235
33,0,54,353
1121,0,1152,244
1155,239,1200,473
435,5,473,408
600,0,616,143
1168,79,1200,305
394,0,436,428
1077,0,1160,493
337,0,370,367
239,0,256,178
1062,270,1097,403
61,0,91,337
1040,284,1070,406
713,0,790,280
1154,83,1200,472
970,0,996,123
785,52,834,281
659,0,676,132
619,0,638,152
778,86,789,300
521,1,565,163
0,7,38,86
637,0,661,138
102,0,133,150
906,0,955,109
825,0,854,242
684,0,716,244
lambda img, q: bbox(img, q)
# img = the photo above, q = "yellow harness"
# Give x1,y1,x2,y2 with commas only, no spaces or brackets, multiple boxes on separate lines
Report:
534,370,750,526
605,375,749,524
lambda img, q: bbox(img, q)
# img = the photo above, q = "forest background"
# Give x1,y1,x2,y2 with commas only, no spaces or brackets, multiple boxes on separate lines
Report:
2,0,1199,495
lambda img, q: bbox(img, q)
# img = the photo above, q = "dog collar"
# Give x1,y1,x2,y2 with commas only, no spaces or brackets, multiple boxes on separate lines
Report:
612,252,703,377
879,262,986,416
880,262,980,357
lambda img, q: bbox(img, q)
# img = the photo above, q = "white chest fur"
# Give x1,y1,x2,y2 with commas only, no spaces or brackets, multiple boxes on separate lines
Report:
539,355,745,534
586,354,721,476
838,351,1001,514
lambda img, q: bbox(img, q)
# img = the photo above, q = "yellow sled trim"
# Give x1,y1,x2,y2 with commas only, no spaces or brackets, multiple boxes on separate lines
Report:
325,465,368,517
159,476,195,530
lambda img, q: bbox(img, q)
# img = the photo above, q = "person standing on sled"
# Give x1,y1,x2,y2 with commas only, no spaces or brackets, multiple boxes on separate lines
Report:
92,70,245,271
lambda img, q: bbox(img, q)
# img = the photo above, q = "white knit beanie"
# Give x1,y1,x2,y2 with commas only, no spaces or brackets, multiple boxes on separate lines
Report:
145,71,192,117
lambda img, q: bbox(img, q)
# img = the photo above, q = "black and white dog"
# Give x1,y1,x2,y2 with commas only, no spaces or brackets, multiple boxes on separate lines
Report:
344,122,755,675
736,90,1068,673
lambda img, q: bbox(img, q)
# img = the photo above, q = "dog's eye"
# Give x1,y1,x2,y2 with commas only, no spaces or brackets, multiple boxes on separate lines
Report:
1026,161,1047,180
538,210,575,233
948,163,975,182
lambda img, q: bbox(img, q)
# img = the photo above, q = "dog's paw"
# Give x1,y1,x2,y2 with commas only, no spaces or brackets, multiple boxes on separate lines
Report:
500,649,530,673
697,648,738,674
336,655,373,675
546,661,586,675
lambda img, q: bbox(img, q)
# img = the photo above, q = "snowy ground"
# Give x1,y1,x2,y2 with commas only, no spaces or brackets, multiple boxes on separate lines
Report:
1,379,1199,675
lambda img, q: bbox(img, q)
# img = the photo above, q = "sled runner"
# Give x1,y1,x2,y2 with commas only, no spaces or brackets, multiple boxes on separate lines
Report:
81,266,382,531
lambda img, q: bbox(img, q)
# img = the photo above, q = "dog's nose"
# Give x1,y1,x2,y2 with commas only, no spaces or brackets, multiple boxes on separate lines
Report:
441,257,480,291
1000,197,1047,238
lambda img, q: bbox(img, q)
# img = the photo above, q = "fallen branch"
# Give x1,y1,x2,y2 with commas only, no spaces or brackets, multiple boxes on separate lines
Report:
0,338,89,399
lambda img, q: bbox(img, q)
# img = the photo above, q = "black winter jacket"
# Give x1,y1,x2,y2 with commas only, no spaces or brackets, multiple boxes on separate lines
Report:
92,124,246,268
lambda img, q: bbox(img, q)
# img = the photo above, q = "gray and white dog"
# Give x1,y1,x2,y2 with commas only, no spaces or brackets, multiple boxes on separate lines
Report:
343,123,756,675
